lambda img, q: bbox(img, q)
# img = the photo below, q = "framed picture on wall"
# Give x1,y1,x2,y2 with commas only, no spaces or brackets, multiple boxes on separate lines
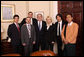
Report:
34,11,44,20
1,4,15,23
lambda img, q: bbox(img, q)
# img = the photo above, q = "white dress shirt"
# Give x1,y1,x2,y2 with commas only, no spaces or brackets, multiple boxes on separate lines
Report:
47,23,52,30
31,18,33,25
57,20,62,36
68,21,73,26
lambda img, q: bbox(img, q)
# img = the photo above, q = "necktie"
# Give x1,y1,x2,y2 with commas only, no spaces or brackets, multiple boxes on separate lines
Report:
38,21,41,30
16,24,20,32
28,25,31,38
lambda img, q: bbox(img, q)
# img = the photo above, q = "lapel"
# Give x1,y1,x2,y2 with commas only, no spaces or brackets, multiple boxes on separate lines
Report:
13,23,18,31
37,21,40,31
25,24,29,35
47,24,52,31
62,21,64,29
25,24,33,36
56,22,58,28
31,25,33,35
41,21,43,31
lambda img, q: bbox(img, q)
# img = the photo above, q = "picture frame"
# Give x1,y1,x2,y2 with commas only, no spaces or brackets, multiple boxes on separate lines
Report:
34,11,44,20
1,4,15,23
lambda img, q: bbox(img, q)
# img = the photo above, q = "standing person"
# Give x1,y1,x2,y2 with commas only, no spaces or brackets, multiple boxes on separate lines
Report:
61,14,79,56
20,12,37,52
34,14,47,51
45,16,55,51
54,14,66,56
21,17,36,56
20,12,37,28
7,15,22,55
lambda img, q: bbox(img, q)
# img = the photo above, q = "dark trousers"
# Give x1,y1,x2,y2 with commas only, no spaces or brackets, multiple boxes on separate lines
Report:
63,44,76,56
24,38,33,56
45,42,54,51
57,36,63,56
34,40,46,51
12,44,23,55
33,44,36,52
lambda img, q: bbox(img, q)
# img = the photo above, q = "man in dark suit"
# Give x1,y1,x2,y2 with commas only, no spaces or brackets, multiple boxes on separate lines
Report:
20,12,37,28
7,15,22,55
21,17,36,56
34,14,47,51
54,14,66,56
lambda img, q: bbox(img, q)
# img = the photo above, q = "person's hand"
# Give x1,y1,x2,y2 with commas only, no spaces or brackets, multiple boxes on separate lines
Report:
22,43,26,46
33,41,35,44
64,40,69,44
51,41,55,44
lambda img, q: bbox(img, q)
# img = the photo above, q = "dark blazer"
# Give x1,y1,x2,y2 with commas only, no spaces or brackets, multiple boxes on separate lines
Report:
21,24,36,45
7,23,21,46
45,24,55,43
34,20,47,43
20,18,37,28
54,20,66,37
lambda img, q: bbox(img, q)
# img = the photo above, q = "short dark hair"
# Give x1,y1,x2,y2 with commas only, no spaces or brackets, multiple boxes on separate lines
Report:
13,15,19,19
26,17,31,20
56,14,63,20
66,13,73,17
28,12,33,15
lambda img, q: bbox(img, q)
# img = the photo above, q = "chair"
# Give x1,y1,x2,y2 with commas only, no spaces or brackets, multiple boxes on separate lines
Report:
30,50,57,56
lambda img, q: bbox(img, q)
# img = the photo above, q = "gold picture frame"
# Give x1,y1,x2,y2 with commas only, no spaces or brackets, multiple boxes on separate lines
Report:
1,4,15,23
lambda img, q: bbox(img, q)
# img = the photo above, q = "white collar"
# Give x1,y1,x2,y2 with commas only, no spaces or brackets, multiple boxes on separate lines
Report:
38,21,42,23
14,22,18,26
58,20,62,24
14,22,17,25
38,21,42,22
47,23,52,27
47,23,52,30
26,23,31,26
68,21,73,26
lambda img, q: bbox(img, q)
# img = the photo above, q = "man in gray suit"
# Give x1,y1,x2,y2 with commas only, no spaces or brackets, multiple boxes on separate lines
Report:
21,17,36,56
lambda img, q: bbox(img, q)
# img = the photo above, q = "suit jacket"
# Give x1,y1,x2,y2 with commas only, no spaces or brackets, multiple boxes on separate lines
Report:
20,18,37,28
54,20,66,37
21,24,36,45
7,23,21,46
34,20,47,43
45,24,55,43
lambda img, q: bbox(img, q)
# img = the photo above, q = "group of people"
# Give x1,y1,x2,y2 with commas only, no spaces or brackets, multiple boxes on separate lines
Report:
7,12,79,56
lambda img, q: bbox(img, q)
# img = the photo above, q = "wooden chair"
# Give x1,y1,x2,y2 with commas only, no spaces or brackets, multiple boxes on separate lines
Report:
30,50,57,56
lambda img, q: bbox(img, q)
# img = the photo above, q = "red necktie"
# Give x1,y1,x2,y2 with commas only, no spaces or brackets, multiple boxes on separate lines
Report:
16,24,20,32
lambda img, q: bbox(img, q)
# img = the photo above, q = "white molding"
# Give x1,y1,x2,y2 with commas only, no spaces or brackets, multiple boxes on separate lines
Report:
26,1,29,16
53,1,58,23
49,1,58,23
